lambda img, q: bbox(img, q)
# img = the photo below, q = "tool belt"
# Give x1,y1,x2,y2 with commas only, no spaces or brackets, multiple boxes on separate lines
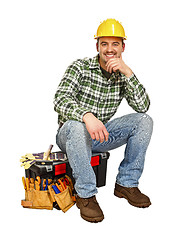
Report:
21,175,75,212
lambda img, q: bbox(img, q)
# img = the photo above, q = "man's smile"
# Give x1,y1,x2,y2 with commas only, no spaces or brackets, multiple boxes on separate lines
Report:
104,53,116,60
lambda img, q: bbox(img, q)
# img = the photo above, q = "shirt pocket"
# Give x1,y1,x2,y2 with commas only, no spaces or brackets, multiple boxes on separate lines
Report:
76,78,98,108
108,84,123,103
77,78,91,99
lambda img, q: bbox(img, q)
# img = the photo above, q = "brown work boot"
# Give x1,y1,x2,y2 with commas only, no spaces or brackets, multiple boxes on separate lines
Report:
76,195,104,223
114,183,151,208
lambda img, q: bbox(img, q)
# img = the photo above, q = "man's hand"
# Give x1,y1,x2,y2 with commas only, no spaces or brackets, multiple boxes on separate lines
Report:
83,113,109,143
106,56,133,78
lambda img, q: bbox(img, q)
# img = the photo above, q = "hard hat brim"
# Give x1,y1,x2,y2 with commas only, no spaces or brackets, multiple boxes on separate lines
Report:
94,35,127,40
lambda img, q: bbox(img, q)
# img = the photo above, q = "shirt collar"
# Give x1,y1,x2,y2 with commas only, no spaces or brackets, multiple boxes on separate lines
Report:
89,54,101,70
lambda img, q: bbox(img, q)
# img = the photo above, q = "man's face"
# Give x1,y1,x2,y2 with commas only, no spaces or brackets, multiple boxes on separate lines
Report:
96,36,125,69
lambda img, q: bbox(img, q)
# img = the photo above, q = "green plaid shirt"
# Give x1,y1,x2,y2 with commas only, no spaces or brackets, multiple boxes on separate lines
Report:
54,54,150,125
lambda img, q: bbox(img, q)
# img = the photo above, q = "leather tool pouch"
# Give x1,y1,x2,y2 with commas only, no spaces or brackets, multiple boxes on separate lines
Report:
21,176,75,212
22,189,53,210
31,189,53,210
54,186,74,213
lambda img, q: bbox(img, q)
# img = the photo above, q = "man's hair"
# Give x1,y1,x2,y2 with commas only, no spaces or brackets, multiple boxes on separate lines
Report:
97,38,124,46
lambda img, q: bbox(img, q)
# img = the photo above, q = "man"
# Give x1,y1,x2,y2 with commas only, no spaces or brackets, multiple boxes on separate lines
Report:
54,19,153,223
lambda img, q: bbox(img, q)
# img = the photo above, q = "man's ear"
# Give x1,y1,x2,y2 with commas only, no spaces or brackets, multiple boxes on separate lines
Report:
122,42,125,52
96,42,99,52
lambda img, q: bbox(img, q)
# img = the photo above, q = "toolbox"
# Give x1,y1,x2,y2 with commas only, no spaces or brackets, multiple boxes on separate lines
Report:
25,152,110,188
21,146,110,212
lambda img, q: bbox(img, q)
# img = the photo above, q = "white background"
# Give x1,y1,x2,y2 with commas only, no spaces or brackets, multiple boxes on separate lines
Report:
1,0,194,239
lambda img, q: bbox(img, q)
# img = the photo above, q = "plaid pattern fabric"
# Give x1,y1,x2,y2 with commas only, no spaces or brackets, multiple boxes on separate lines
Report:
54,54,150,124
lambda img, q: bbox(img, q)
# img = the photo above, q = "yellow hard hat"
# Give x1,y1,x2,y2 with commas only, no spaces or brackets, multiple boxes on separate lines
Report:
94,18,127,40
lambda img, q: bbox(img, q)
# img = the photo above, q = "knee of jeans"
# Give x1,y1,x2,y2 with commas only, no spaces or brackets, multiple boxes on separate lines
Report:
65,120,90,140
139,113,153,132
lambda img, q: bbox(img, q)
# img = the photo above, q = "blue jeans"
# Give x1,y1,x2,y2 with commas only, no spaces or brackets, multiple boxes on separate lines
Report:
56,113,153,198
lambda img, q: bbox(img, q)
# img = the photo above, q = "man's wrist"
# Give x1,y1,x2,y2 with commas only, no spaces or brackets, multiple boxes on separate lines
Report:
83,112,93,123
125,68,133,78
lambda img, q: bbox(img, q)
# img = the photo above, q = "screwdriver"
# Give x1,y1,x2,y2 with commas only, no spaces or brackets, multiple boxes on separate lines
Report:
22,177,26,190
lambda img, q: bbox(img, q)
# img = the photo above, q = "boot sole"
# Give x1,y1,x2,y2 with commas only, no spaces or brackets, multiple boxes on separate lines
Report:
80,213,104,223
114,189,151,208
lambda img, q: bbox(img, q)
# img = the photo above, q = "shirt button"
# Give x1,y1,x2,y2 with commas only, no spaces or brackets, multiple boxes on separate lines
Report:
107,80,111,86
